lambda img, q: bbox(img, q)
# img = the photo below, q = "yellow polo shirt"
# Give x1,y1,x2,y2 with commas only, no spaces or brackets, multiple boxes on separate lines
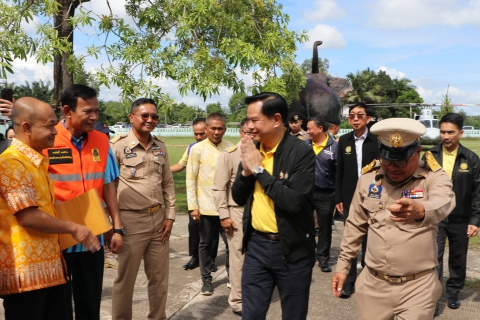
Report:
442,145,458,179
313,134,329,155
251,141,281,233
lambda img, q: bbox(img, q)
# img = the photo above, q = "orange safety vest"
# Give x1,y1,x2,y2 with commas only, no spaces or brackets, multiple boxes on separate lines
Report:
43,123,109,202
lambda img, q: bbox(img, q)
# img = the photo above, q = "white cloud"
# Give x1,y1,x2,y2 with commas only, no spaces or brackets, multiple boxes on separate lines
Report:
303,0,346,21
367,0,480,30
304,24,347,49
8,59,53,85
377,66,406,79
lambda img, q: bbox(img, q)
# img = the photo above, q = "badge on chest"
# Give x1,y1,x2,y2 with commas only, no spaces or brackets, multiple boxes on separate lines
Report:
402,188,424,199
367,177,383,199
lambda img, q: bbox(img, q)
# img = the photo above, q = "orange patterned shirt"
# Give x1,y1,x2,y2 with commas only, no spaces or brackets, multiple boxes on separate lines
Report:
0,139,67,295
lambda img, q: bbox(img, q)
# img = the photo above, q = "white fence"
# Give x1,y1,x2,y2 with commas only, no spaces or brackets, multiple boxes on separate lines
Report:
108,127,480,138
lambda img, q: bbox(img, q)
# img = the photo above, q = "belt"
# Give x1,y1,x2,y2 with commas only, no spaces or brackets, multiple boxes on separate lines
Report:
367,266,434,284
253,230,280,241
136,205,160,214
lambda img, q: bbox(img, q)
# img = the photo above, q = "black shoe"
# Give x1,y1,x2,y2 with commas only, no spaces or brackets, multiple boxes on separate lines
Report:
201,278,213,296
447,294,460,309
183,257,199,270
340,288,354,298
210,261,218,273
233,310,242,316
319,261,332,273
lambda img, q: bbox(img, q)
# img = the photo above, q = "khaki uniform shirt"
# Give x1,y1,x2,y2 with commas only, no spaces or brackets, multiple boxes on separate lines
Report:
112,130,176,220
336,160,455,276
212,144,243,220
291,129,309,141
186,138,233,216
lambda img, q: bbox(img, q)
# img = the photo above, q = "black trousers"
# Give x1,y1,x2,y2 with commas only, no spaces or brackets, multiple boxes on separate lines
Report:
313,189,335,263
188,212,219,259
199,215,229,280
2,284,71,320
436,220,469,295
242,233,315,320
63,247,104,320
343,208,367,291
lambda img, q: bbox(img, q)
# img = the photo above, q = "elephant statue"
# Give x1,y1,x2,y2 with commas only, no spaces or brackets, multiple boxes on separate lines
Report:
289,41,353,125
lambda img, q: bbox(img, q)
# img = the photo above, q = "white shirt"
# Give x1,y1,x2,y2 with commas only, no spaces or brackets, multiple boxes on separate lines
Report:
354,128,369,177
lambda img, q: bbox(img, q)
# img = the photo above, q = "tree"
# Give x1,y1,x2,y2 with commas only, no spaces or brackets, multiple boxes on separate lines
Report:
300,58,329,75
1,0,307,108
343,69,383,104
205,102,224,116
440,94,455,118
98,100,128,124
15,80,54,104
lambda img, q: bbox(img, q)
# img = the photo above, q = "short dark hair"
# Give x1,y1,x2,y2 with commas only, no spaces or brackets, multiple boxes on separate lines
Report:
244,92,288,121
130,98,157,114
61,84,97,112
5,125,14,136
192,117,206,126
240,117,249,128
348,102,371,115
440,113,464,130
308,116,327,131
206,113,226,127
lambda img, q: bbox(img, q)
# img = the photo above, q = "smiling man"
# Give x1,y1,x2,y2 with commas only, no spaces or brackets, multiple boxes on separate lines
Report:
232,92,316,319
44,84,123,320
425,113,480,313
111,98,176,320
332,118,455,320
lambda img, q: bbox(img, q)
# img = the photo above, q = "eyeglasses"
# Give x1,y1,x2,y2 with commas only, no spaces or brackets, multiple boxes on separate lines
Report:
348,113,365,120
133,113,159,121
380,153,416,168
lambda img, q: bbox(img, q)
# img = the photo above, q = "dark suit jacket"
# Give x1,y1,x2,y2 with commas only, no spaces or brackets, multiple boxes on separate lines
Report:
0,139,11,154
334,129,379,213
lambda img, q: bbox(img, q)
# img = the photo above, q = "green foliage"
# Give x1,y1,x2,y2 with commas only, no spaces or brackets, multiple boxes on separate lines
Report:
342,68,423,119
98,100,129,124
1,80,54,103
300,58,329,75
205,102,224,115
440,94,455,117
72,57,101,94
1,0,307,106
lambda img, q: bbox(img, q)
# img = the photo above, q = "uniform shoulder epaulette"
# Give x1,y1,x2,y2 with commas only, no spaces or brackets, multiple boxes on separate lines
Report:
153,135,164,143
362,159,379,175
424,151,442,172
110,134,127,144
226,145,237,153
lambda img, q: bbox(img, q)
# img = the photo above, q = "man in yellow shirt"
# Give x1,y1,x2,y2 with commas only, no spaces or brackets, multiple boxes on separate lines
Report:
426,113,480,314
0,97,99,320
232,92,316,319
186,113,232,295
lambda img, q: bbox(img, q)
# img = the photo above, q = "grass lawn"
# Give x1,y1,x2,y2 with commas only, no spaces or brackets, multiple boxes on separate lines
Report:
164,136,240,213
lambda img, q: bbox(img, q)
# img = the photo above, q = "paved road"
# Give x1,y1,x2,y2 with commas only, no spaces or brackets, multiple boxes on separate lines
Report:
1,213,479,319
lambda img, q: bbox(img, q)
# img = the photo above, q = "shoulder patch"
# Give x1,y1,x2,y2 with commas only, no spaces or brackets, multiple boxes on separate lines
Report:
153,135,164,143
110,134,127,144
362,159,378,175
226,145,238,153
424,151,442,172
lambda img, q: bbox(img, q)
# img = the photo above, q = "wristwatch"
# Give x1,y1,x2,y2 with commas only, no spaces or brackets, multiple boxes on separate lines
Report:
113,228,125,236
253,165,265,177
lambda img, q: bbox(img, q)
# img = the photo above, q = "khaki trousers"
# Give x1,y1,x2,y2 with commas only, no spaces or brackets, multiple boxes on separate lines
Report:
356,267,441,320
227,206,244,312
112,209,169,320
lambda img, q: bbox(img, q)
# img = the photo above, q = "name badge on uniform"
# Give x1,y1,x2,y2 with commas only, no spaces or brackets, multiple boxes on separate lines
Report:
402,188,424,199
125,153,137,159
91,149,101,162
48,148,73,164
367,184,382,199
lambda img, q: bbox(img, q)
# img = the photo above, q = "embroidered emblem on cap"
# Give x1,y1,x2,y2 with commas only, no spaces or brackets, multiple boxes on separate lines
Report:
293,114,299,121
390,133,403,148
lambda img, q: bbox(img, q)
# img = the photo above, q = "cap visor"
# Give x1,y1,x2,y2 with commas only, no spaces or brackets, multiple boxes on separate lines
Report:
379,144,416,161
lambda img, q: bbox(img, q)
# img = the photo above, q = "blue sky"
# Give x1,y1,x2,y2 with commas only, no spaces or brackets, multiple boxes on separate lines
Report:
8,0,480,114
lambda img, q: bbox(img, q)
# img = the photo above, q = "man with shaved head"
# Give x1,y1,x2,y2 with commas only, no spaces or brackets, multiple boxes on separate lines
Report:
0,97,100,320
